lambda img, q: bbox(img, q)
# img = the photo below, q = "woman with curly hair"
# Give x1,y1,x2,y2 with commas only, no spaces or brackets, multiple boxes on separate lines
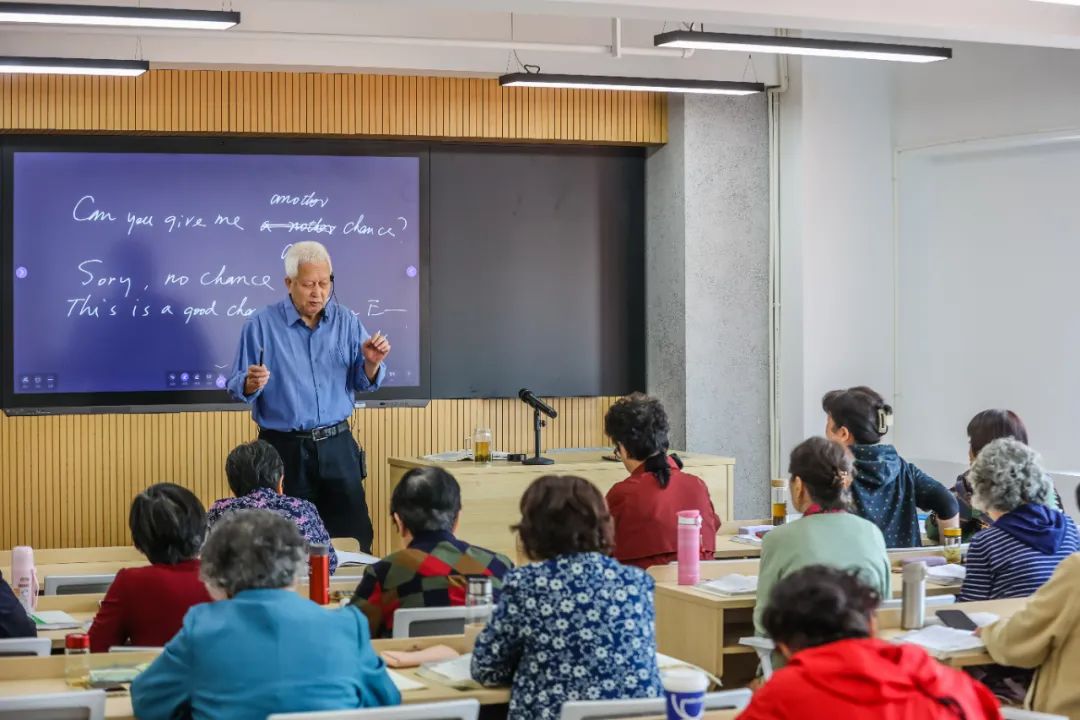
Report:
603,393,720,569
959,437,1078,602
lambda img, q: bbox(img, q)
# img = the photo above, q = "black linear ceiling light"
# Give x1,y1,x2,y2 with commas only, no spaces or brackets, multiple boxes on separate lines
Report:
654,30,951,63
499,72,765,95
0,56,149,75
0,2,239,29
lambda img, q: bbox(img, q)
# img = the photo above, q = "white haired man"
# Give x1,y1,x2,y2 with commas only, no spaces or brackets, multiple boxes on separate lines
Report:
227,241,390,550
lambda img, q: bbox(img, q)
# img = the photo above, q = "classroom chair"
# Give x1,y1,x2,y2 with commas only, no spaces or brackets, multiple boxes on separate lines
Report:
559,690,752,719
0,689,106,720
0,637,50,657
331,537,362,553
1000,710,1068,720
391,606,483,638
267,699,480,720
44,574,115,595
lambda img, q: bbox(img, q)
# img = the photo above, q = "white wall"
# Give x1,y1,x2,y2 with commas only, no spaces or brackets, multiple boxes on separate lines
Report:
777,56,895,460
779,41,1080,513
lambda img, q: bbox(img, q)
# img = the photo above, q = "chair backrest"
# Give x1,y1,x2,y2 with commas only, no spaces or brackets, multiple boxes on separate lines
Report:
392,606,479,639
0,637,51,657
0,690,106,720
1001,709,1068,720
267,699,480,720
331,537,362,553
559,690,753,720
44,574,115,595
878,594,956,611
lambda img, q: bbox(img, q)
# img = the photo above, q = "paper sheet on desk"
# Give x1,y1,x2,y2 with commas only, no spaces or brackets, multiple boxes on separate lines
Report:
30,610,82,630
417,653,479,689
698,574,758,596
927,564,966,585
421,450,512,462
336,550,380,567
897,625,984,654
387,669,426,692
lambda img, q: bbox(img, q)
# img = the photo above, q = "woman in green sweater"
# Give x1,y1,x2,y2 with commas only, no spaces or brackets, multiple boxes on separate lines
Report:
754,437,892,639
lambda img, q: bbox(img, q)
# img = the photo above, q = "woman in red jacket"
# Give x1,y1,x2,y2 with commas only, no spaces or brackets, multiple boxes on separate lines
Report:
604,393,720,570
741,565,1001,720
88,483,212,652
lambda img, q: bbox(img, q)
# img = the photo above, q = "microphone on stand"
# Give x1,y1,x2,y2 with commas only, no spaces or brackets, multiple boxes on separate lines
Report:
518,388,556,465
518,388,558,419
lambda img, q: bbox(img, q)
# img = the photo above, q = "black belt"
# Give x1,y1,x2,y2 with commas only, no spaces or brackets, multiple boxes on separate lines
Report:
262,420,350,442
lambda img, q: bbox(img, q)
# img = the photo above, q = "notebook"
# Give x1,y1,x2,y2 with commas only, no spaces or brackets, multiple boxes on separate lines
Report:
336,550,381,567
30,610,83,630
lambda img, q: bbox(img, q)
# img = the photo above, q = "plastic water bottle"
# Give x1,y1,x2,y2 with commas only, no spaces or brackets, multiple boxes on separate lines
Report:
11,546,37,612
901,561,927,630
308,544,330,606
677,510,702,586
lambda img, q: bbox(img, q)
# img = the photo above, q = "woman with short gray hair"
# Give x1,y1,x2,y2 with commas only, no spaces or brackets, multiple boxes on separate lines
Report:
960,438,1079,603
132,510,400,720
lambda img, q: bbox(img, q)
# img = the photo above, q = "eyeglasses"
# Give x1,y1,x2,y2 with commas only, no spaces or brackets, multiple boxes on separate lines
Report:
613,446,622,460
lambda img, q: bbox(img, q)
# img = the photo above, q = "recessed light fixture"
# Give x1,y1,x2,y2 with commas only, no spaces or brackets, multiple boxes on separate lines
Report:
0,2,239,29
499,73,764,95
654,31,951,63
0,56,149,76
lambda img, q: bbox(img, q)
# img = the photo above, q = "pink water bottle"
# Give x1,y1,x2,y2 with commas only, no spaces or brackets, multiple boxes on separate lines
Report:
677,510,702,586
11,546,37,612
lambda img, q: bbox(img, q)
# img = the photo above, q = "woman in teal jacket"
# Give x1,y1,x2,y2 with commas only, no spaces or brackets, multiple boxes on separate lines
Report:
132,509,399,720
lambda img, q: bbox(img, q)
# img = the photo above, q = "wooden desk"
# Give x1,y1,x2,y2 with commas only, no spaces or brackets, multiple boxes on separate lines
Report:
877,597,1029,667
387,451,735,561
0,637,509,719
1,546,143,568
652,560,957,682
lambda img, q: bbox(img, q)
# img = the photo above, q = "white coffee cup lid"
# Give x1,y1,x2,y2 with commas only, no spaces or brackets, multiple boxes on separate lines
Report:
661,667,708,693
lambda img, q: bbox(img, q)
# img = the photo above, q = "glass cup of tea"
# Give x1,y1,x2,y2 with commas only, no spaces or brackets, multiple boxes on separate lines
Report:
467,427,493,463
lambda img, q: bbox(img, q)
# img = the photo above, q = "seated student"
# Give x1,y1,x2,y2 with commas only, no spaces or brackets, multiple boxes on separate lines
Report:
472,475,662,720
603,393,720,569
350,466,512,638
980,485,1080,720
208,440,337,574
740,566,1000,720
132,510,399,720
754,437,891,641
959,437,1078,602
823,386,959,547
88,483,211,652
0,571,35,639
927,409,1029,543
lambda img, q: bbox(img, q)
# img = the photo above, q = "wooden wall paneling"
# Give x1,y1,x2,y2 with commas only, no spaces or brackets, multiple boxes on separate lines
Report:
0,68,659,550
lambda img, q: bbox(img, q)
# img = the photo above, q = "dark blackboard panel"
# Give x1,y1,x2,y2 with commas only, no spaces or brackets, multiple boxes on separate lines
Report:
430,146,644,398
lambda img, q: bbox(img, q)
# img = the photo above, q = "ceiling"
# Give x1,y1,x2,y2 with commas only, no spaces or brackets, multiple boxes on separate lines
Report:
3,0,1080,82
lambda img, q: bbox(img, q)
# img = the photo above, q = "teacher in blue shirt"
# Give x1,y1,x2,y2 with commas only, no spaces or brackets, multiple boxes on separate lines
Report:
228,241,390,551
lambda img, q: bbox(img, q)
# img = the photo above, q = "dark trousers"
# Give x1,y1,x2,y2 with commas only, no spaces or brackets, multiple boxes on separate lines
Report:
258,427,374,552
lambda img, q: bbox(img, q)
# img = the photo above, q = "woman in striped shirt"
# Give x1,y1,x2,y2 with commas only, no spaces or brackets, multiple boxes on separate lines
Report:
959,437,1078,602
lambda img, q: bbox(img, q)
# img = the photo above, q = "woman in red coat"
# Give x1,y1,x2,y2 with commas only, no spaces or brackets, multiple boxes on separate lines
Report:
741,565,1001,720
604,394,720,570
88,483,212,652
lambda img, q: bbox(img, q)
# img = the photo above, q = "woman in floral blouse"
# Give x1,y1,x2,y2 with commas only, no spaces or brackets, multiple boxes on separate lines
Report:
208,440,338,574
471,474,662,720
